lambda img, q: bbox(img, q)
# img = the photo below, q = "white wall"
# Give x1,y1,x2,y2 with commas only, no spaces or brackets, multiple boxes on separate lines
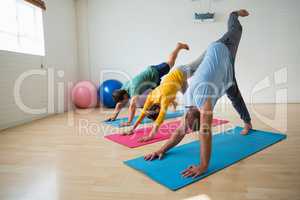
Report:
75,0,90,80
0,0,299,130
77,0,300,104
43,0,78,110
0,0,78,130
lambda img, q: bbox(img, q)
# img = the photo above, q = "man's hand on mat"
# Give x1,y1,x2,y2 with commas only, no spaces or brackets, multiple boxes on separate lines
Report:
138,135,154,143
144,150,164,161
241,122,252,135
181,165,208,178
238,9,249,17
120,122,131,127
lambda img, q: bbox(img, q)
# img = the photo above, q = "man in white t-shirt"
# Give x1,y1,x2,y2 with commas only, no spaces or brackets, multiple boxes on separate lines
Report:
144,9,252,178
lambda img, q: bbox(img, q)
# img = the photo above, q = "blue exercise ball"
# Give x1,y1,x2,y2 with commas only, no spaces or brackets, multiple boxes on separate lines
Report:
98,79,123,108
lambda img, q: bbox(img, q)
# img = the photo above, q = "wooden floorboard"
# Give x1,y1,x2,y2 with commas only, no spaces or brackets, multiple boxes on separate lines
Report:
0,104,299,200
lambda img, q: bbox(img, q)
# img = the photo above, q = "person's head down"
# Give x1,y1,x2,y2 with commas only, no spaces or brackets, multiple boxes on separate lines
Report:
145,104,161,121
185,107,201,131
112,89,129,104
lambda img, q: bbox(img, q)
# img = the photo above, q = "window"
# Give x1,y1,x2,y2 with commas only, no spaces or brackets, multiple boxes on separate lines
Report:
0,0,45,56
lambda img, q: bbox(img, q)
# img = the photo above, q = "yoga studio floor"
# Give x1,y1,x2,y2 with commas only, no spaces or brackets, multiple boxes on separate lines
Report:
0,104,299,200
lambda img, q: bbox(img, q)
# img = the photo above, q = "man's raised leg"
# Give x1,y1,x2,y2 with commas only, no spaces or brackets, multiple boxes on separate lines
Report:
220,9,252,134
217,10,248,62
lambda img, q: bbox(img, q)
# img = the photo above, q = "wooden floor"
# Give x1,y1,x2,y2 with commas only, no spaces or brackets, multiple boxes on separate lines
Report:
0,104,299,200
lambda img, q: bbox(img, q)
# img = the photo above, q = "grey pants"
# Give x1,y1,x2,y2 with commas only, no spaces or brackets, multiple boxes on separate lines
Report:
217,11,251,123
181,12,251,123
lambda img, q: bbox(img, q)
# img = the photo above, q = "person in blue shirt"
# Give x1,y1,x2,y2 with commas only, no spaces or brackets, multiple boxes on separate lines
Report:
144,9,252,178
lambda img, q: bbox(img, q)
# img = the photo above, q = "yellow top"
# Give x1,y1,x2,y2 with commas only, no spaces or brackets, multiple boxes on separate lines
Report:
137,68,186,126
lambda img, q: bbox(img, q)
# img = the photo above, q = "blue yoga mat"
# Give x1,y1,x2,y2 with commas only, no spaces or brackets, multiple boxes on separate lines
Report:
104,110,184,127
124,127,286,190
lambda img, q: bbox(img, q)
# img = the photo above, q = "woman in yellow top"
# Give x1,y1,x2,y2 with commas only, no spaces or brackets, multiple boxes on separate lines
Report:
125,48,206,142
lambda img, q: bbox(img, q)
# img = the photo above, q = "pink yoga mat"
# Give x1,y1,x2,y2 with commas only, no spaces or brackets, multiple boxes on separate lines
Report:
105,119,229,148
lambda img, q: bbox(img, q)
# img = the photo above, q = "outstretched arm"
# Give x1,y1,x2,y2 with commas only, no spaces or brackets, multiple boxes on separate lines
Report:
105,102,124,121
120,96,138,127
144,120,186,160
123,112,145,135
138,99,169,142
127,97,137,124
123,97,152,135
182,99,213,178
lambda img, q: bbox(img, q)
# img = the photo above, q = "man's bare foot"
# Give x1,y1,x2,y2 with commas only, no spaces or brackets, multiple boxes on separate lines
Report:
177,42,190,51
238,9,249,17
241,122,252,135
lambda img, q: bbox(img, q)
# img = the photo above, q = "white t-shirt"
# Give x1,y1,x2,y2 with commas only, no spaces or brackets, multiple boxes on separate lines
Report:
184,42,234,110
